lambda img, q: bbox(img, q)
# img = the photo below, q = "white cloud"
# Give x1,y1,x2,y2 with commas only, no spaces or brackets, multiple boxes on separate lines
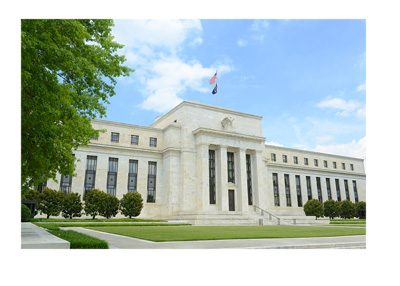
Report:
315,135,334,144
357,83,366,91
250,20,270,31
237,39,248,47
317,98,365,118
313,136,366,158
112,20,233,113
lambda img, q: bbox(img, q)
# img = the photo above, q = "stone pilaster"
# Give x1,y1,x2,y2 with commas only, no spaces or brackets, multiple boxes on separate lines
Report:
217,145,228,211
237,148,248,212
196,143,210,210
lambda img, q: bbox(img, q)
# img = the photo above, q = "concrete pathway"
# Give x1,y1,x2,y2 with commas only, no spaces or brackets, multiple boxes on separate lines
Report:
64,227,366,249
21,223,70,249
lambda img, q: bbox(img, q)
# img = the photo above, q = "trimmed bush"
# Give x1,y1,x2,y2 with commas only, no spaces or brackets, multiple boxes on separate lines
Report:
24,189,40,201
323,200,340,219
339,200,356,219
120,192,144,218
37,188,65,219
355,201,366,218
84,189,104,220
99,193,120,219
21,204,31,222
304,199,324,218
62,193,83,219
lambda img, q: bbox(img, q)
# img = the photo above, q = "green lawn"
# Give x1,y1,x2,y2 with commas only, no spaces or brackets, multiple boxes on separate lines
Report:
30,218,167,223
84,225,366,242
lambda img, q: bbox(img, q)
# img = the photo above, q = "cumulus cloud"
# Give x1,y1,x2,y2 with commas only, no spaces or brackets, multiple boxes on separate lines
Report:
313,136,366,158
357,83,366,91
112,20,233,113
237,39,248,47
317,98,365,118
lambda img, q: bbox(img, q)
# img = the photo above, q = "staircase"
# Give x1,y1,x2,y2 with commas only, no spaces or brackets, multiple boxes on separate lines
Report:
167,211,258,225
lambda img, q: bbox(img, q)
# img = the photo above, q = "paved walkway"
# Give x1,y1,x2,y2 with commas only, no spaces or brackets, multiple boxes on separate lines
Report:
21,223,70,249
64,227,366,249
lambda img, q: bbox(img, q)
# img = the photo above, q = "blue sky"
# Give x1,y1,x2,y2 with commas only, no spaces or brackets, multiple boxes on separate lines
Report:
103,19,366,158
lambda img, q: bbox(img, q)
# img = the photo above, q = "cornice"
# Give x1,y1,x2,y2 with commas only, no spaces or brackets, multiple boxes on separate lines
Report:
91,119,163,133
193,127,266,142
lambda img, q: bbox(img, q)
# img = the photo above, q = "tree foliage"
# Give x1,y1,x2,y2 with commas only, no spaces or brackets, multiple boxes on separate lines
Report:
355,201,366,218
84,189,104,220
304,199,324,218
62,192,83,219
21,19,133,196
99,193,120,219
37,188,65,219
339,200,356,219
120,192,143,218
323,199,340,219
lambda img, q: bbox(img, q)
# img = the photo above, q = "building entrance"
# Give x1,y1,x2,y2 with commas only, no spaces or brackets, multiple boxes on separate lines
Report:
228,190,235,211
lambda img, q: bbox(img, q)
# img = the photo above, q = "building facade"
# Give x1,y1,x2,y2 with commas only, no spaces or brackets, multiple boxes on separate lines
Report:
45,101,366,222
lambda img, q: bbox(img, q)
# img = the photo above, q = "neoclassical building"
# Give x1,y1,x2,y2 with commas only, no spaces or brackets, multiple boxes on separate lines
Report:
44,101,366,224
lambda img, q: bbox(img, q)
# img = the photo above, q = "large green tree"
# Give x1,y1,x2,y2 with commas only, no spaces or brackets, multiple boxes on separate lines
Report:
21,20,133,195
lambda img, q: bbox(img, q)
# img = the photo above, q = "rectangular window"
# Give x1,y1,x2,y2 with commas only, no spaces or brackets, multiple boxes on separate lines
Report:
350,164,354,171
246,154,253,205
326,178,332,200
107,158,118,196
227,152,235,183
316,177,323,203
149,137,157,147
271,153,276,162
344,179,350,200
306,176,312,201
60,174,72,194
284,174,291,207
324,160,328,168
282,155,287,163
35,181,47,192
353,180,359,202
294,156,298,164
304,158,309,165
314,159,318,167
84,155,97,198
111,132,119,143
131,135,139,145
90,136,98,141
333,162,337,169
147,162,157,203
272,173,280,206
335,179,341,201
209,150,216,204
128,160,138,193
295,175,302,207
342,163,346,170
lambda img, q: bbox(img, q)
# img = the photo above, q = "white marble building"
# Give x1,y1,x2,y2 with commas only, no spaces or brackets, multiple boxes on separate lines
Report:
45,101,366,224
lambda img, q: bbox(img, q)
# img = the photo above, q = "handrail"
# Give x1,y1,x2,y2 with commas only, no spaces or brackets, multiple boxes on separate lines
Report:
252,205,297,225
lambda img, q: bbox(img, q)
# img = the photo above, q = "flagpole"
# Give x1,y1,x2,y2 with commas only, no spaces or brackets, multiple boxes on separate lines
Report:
216,70,218,106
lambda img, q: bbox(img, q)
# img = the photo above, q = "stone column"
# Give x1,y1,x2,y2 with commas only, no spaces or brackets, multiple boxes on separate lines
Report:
196,143,210,211
330,177,338,201
236,148,248,212
253,150,266,209
339,178,347,201
310,175,319,201
289,173,298,207
300,174,309,206
217,145,228,211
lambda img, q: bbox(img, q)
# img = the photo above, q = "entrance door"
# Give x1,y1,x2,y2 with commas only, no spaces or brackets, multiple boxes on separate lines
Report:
228,190,235,211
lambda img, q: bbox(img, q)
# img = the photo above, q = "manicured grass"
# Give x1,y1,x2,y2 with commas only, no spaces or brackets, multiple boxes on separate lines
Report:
35,222,190,229
30,218,167,223
84,225,366,242
36,223,109,249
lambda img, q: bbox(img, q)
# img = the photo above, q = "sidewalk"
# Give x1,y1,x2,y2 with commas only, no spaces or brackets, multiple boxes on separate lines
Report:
21,223,70,249
65,227,366,249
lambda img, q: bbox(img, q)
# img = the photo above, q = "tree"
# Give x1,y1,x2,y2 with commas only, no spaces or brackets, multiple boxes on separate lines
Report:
99,193,120,219
304,199,324,219
339,200,356,219
355,201,366,218
21,20,133,196
120,192,144,218
62,193,83,219
37,188,65,219
323,200,340,219
84,189,104,220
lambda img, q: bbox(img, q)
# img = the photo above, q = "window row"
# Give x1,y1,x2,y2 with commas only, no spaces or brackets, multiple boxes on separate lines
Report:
36,156,158,203
91,133,157,147
271,153,354,171
272,173,359,207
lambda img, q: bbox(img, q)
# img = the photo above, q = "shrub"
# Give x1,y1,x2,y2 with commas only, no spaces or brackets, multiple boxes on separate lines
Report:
24,189,40,201
323,200,340,219
355,201,366,218
99,193,120,219
120,192,143,218
37,188,65,218
62,193,83,219
84,189,104,220
339,200,356,219
304,199,324,218
21,204,31,222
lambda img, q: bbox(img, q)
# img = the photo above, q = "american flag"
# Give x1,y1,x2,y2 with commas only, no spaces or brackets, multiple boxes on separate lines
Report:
209,72,217,85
